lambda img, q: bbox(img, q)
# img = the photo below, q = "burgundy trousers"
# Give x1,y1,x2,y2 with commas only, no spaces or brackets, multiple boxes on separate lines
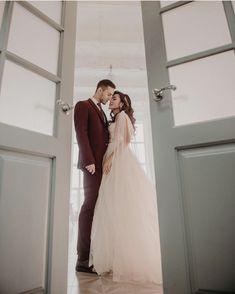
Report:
77,168,102,265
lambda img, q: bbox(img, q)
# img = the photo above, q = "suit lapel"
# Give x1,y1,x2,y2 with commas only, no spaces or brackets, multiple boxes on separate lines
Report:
100,108,108,126
88,99,108,126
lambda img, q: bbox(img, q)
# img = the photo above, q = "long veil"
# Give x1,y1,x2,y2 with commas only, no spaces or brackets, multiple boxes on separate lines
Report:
104,110,134,160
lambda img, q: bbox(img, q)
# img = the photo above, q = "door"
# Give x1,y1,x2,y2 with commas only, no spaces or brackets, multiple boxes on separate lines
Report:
0,1,76,293
142,1,235,294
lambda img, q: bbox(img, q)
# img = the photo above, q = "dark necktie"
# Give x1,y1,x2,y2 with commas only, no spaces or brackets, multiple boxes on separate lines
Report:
97,103,106,123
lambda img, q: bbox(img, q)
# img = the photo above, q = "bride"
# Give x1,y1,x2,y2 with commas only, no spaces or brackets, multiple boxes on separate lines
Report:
89,90,162,284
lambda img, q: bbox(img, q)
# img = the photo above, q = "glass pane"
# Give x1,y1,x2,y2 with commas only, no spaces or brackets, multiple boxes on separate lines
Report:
73,143,78,166
0,60,56,135
135,123,144,141
72,168,79,189
130,143,146,164
0,1,5,29
160,1,178,8
28,1,62,24
233,1,235,13
8,3,60,74
169,51,235,126
162,1,232,61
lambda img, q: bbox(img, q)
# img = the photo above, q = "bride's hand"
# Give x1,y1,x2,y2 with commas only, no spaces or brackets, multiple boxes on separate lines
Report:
103,156,113,174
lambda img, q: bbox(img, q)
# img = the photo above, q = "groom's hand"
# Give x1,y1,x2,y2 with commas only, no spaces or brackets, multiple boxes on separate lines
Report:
85,164,95,175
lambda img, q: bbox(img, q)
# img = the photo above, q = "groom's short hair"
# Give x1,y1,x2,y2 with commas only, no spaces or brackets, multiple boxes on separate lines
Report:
96,79,116,91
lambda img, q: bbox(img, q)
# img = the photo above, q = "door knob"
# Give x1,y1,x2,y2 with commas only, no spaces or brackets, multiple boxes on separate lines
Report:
56,99,74,115
152,85,177,102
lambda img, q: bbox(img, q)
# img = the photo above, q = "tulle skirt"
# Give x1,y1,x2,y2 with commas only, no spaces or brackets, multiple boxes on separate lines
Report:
89,146,162,284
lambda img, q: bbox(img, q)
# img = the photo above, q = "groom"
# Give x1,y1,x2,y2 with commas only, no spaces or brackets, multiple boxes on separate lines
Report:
74,79,116,273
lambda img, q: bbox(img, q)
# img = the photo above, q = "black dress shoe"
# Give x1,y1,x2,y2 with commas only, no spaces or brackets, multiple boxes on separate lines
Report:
75,265,97,275
75,258,98,274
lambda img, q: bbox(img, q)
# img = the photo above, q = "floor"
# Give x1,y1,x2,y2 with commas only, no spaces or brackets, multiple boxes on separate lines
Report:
67,211,163,294
68,272,163,294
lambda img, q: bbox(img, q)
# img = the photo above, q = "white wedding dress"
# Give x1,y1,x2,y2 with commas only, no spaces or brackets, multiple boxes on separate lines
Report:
89,111,162,284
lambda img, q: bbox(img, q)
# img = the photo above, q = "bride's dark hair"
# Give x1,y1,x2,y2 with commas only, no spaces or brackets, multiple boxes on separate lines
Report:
110,90,136,129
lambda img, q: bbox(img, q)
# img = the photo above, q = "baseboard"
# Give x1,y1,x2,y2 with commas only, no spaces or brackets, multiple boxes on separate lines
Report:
196,289,235,294
19,287,44,294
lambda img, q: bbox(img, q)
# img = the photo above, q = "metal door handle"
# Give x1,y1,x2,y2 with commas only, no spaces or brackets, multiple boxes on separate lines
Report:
56,99,74,115
152,85,177,102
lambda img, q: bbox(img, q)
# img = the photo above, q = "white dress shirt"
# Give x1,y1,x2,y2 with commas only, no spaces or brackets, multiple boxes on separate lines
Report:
91,97,101,110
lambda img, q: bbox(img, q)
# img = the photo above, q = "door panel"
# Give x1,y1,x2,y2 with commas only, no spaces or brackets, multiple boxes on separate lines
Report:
0,151,51,293
7,2,60,74
179,145,235,292
0,1,77,293
28,1,62,25
162,1,232,61
0,60,56,135
142,2,235,294
169,50,235,126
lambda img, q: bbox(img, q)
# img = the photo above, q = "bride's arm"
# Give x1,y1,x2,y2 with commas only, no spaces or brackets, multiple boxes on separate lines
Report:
103,153,113,174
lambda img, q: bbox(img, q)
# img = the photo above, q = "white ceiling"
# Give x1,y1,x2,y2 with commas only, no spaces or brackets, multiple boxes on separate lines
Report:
74,1,149,101
76,1,145,44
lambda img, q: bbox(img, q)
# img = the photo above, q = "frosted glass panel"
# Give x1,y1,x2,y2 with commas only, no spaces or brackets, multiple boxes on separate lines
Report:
8,3,60,74
162,1,232,61
73,143,78,166
169,51,235,126
0,61,56,135
29,1,62,24
72,168,79,189
131,143,145,164
135,123,144,141
160,1,178,8
0,1,5,29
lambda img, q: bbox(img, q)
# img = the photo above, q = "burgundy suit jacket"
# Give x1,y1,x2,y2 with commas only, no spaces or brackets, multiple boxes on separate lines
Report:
74,99,109,171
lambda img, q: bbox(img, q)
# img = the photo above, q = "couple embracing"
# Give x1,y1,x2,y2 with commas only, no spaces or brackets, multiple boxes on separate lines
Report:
74,79,162,284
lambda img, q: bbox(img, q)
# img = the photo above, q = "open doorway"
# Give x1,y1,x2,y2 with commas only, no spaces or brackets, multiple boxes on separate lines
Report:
67,2,163,293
